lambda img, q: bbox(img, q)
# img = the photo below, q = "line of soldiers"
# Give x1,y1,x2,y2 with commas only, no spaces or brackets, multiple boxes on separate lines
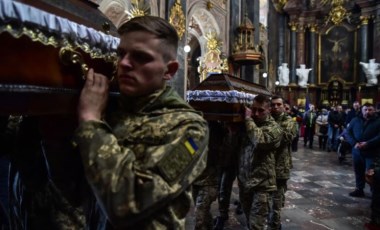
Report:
192,94,298,230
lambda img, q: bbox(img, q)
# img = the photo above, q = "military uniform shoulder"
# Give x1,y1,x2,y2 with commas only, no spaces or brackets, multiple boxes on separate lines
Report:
157,128,208,185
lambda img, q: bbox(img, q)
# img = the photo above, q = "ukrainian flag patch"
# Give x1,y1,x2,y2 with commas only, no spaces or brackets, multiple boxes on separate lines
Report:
184,137,198,155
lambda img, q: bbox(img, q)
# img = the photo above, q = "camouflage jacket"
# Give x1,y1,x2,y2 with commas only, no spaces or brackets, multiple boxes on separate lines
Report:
272,112,297,179
73,86,209,230
238,116,282,192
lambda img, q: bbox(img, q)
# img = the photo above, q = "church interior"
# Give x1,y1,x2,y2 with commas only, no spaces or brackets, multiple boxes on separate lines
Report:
1,0,380,110
92,0,380,109
0,0,380,229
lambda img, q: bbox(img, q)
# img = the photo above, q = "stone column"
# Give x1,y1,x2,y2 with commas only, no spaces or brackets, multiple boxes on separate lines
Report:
278,14,286,68
308,23,317,86
359,16,370,84
289,21,297,86
296,24,305,66
375,4,380,62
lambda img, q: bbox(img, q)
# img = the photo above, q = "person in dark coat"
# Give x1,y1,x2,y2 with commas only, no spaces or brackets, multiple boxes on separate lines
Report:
346,101,361,125
327,105,346,151
346,103,380,197
303,105,317,149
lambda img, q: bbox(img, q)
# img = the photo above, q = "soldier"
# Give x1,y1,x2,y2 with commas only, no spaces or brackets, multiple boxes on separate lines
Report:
73,16,209,229
192,121,221,230
268,96,297,230
238,94,282,230
213,121,244,230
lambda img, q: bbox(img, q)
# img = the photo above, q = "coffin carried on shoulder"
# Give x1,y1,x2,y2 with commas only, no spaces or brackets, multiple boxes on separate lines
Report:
187,74,272,122
0,0,120,115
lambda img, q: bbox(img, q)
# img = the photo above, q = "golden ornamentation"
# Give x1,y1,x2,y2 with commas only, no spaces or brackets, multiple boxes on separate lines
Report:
1,23,117,63
360,16,372,25
288,21,298,31
126,0,150,20
321,0,351,25
169,0,185,39
206,0,213,10
198,32,224,82
205,32,220,51
307,23,318,33
59,47,89,80
272,0,288,13
329,5,348,25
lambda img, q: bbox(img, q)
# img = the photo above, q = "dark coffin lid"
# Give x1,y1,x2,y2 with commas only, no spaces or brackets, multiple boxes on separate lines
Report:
0,0,120,115
187,74,272,122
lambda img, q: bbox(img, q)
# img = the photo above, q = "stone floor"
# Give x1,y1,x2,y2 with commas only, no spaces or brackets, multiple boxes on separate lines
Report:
185,140,372,230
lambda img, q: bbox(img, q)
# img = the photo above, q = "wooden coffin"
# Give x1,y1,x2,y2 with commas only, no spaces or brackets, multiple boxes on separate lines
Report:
0,0,120,115
187,74,272,122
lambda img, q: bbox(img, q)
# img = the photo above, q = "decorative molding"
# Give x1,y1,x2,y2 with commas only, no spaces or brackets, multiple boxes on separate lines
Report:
360,15,372,25
169,0,185,39
125,0,150,20
307,23,318,33
288,21,298,31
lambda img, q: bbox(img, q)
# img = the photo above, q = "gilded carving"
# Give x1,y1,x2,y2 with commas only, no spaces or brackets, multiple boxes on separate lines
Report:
271,0,288,13
288,21,298,31
307,23,318,33
198,32,225,82
126,0,150,20
360,15,372,25
321,0,351,26
169,0,185,39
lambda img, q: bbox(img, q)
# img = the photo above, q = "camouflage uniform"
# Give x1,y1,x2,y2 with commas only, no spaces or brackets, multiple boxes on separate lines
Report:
192,121,223,230
238,116,282,230
269,112,297,230
216,123,243,220
73,86,209,229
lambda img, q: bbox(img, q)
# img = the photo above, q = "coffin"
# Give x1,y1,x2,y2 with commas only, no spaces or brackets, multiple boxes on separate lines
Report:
0,0,120,115
187,74,272,122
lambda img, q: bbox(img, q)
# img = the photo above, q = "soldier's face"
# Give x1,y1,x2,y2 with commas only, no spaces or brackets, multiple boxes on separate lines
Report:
251,101,271,122
271,98,285,115
116,31,178,97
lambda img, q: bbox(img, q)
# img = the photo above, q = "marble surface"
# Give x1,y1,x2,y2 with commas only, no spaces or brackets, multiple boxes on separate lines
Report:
185,139,372,229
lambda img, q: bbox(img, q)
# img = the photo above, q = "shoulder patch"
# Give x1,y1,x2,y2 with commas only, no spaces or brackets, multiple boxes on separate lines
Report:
184,137,198,155
157,137,201,184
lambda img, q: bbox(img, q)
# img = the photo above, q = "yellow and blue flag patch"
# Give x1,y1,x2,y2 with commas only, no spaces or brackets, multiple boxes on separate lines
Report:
184,137,198,155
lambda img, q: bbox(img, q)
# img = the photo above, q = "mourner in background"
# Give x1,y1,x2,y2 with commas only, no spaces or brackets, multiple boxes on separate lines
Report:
303,104,317,149
346,103,380,198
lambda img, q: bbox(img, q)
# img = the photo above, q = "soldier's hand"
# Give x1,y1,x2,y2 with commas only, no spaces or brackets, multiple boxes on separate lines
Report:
78,68,109,122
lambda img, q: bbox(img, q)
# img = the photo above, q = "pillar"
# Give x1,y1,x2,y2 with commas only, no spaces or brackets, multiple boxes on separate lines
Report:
308,23,317,86
359,16,370,84
289,21,297,86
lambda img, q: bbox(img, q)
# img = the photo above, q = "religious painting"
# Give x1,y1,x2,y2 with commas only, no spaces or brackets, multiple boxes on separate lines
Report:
318,25,357,84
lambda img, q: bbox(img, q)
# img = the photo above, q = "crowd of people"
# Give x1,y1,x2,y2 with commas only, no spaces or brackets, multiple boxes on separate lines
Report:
0,15,379,230
285,101,380,230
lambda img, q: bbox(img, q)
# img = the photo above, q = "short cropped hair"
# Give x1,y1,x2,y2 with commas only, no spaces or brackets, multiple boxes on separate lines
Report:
253,94,271,106
118,16,179,61
271,95,284,103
